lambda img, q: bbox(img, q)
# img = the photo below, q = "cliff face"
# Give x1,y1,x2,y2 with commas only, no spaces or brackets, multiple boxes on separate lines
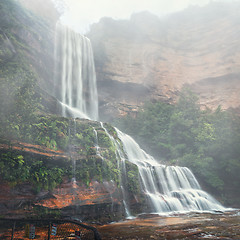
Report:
15,0,58,95
17,0,59,27
0,0,59,116
88,2,240,120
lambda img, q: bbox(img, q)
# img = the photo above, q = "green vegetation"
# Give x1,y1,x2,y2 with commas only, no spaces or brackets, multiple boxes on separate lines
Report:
0,0,44,140
0,116,127,191
125,161,140,195
0,152,69,192
115,88,240,205
0,0,55,141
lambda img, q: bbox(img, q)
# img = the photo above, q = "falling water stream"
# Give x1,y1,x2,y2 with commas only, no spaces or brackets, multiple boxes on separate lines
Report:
54,22,98,120
54,23,226,217
100,122,132,218
93,127,104,161
67,118,77,186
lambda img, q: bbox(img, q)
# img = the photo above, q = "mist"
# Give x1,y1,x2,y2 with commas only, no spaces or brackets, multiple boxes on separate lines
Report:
58,0,234,33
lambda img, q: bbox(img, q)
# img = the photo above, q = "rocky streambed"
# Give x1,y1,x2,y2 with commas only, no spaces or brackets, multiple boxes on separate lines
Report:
97,210,240,239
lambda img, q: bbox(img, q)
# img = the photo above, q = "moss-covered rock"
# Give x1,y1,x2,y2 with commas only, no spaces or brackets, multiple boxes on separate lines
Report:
0,114,143,221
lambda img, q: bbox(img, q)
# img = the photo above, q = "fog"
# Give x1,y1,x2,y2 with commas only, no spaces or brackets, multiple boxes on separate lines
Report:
57,0,235,33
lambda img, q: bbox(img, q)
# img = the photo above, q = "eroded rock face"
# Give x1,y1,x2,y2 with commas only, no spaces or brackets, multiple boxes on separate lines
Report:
0,179,124,222
36,179,124,222
88,3,240,120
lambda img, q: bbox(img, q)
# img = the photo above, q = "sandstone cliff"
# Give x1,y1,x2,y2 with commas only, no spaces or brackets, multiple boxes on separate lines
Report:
88,2,240,120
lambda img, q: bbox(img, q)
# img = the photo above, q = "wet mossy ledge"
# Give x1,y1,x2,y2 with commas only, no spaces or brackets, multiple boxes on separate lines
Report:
1,116,119,187
0,115,142,221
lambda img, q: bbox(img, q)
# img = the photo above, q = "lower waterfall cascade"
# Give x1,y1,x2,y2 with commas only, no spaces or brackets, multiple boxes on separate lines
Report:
53,23,227,216
115,128,226,214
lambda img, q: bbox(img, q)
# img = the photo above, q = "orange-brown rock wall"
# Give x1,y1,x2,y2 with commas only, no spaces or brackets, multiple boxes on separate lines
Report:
88,3,240,119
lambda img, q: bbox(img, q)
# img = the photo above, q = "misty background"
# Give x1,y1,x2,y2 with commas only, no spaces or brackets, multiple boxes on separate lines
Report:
56,0,236,33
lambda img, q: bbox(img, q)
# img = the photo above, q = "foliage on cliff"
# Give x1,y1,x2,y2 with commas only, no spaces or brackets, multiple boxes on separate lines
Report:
0,152,68,192
115,88,240,206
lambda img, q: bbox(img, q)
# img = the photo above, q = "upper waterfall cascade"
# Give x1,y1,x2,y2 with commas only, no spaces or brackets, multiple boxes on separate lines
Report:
54,24,226,215
54,23,98,120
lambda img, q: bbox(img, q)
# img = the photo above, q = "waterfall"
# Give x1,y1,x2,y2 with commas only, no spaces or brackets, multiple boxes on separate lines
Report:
100,122,132,218
54,23,98,120
54,23,226,216
116,128,225,213
93,127,104,161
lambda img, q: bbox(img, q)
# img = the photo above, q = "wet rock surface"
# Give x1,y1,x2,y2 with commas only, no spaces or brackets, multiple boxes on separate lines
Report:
97,211,240,239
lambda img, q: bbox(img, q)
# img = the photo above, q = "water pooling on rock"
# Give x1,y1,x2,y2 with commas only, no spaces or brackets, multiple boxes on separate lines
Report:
53,23,226,217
